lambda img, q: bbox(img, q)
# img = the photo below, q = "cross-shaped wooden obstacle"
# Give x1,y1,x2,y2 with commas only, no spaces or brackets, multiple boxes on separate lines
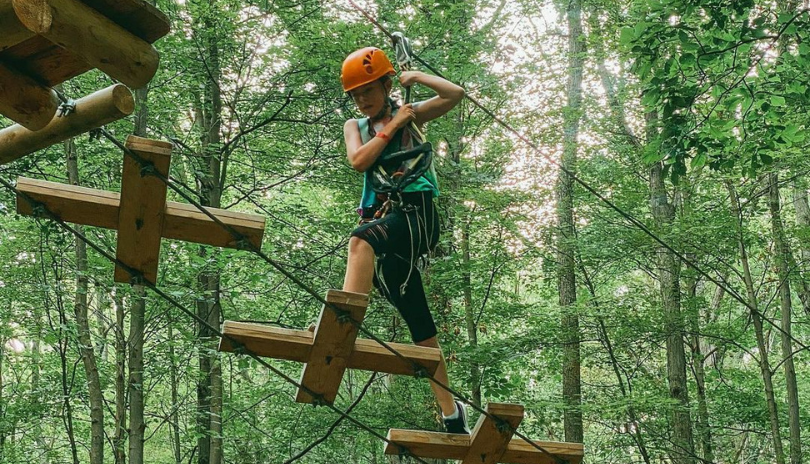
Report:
15,135,266,285
0,0,169,130
385,403,584,464
219,289,444,405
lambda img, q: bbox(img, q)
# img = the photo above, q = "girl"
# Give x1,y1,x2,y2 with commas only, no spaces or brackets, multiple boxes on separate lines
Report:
340,47,469,434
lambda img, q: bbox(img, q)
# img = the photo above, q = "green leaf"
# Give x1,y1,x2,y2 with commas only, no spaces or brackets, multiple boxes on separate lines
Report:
770,95,786,107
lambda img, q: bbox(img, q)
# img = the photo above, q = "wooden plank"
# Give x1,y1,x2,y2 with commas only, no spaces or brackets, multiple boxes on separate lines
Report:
0,0,35,52
0,84,134,165
16,176,119,228
113,136,171,284
11,0,160,88
385,429,584,464
218,321,441,377
463,403,524,464
15,177,266,250
0,60,59,131
296,290,369,404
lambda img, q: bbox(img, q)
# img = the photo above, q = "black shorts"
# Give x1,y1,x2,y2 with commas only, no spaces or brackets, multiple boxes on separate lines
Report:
351,191,440,342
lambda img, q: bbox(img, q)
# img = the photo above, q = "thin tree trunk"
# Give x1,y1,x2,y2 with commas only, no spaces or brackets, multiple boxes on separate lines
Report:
559,0,584,444
169,324,183,464
66,136,105,464
113,289,127,464
194,3,224,461
790,177,810,313
767,172,802,464
649,156,694,464
684,276,714,463
128,286,146,464
0,336,4,463
461,221,482,407
728,181,785,464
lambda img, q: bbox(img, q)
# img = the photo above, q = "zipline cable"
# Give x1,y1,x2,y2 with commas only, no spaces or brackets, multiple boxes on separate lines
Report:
344,0,809,354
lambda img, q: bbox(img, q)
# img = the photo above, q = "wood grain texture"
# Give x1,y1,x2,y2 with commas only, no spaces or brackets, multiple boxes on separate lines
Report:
463,403,524,464
113,136,171,284
15,177,266,250
296,290,369,404
218,321,441,376
0,60,58,130
0,84,134,164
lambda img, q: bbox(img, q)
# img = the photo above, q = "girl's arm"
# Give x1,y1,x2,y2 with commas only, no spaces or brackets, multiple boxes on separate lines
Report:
345,106,416,172
400,71,465,125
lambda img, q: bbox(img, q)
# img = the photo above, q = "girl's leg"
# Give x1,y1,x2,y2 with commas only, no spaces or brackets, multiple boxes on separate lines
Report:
343,236,375,294
415,336,455,416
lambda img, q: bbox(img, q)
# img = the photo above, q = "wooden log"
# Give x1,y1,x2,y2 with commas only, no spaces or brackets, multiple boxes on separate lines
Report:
463,403,524,464
384,429,585,464
113,136,171,284
218,321,442,377
12,0,160,88
15,177,267,250
0,61,59,131
78,0,170,43
296,290,369,404
0,0,35,51
0,84,134,165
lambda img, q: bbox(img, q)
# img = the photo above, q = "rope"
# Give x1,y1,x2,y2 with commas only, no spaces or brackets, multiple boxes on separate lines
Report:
344,0,809,356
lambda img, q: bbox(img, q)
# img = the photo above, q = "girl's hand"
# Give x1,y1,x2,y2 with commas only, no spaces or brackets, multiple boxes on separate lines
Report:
391,103,416,129
399,71,423,88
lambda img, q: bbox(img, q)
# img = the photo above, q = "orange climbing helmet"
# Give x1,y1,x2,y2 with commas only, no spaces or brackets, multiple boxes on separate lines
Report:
341,47,396,92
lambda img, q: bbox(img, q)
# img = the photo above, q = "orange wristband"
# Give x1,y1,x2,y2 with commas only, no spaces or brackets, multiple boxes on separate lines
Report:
375,132,390,141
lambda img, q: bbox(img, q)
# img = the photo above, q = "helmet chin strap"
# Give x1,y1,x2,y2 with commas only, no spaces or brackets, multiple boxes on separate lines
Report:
371,80,392,122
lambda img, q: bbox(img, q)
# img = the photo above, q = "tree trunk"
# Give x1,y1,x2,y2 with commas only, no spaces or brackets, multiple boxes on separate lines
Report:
767,172,802,464
728,181,785,464
66,135,105,464
194,3,224,461
169,324,183,464
649,158,694,464
790,177,810,314
128,85,150,464
684,276,714,463
461,221,482,407
558,0,584,444
128,286,146,464
113,289,127,464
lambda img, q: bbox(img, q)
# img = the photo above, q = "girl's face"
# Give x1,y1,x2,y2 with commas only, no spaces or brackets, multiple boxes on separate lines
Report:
349,79,390,118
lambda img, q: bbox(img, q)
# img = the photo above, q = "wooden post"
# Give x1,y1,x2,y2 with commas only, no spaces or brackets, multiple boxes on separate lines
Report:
218,321,442,376
296,290,369,404
0,61,59,131
463,403,524,464
11,0,161,88
0,84,135,165
114,136,172,284
0,0,35,51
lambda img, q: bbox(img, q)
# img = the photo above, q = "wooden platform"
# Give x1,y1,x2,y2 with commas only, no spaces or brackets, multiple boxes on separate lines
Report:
15,136,266,284
219,290,444,405
385,403,584,464
0,0,170,129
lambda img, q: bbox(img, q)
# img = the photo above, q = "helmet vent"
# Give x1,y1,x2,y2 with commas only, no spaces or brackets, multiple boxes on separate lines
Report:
363,51,375,74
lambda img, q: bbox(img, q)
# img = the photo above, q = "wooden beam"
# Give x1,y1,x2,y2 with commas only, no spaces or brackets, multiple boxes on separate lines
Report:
113,136,171,284
0,61,59,131
295,290,369,404
78,0,170,43
11,0,160,88
15,177,266,250
218,321,441,377
385,429,584,464
0,84,135,165
463,403,524,464
0,0,35,52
